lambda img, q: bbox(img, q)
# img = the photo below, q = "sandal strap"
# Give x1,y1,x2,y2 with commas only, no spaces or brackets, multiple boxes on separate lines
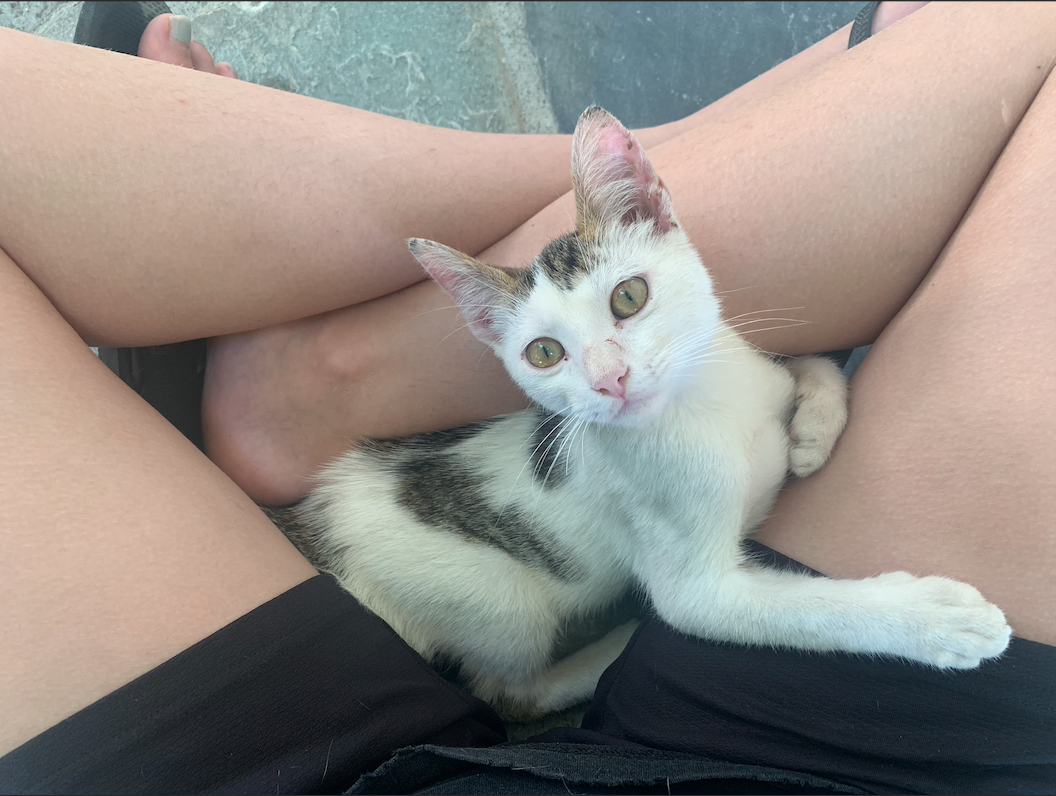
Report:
848,1,881,48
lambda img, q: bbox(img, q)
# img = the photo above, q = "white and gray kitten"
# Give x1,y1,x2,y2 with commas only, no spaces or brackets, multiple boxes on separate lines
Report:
277,107,1011,720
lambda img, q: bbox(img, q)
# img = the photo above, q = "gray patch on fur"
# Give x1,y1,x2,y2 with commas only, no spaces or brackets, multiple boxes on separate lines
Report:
499,263,537,300
395,447,579,580
381,419,500,451
528,406,571,488
536,232,590,290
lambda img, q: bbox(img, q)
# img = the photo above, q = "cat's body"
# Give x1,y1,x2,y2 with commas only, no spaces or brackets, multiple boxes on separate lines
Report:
277,107,1011,720
290,322,806,717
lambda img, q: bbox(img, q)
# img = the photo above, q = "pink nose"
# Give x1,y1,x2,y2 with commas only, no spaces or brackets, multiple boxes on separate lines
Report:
593,367,629,400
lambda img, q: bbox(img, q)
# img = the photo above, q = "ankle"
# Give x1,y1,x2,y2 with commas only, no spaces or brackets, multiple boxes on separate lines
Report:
201,315,383,507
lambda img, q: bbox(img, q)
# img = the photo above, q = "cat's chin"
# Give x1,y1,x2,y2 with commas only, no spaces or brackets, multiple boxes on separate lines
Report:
602,390,668,427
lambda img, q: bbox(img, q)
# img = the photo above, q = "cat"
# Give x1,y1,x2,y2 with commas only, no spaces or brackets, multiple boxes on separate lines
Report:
272,106,1011,721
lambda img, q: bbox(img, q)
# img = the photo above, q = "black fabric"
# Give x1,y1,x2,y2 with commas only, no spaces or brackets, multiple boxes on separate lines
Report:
350,742,865,795
0,575,505,795
342,542,1056,795
4,548,1053,795
116,341,209,451
579,551,1056,794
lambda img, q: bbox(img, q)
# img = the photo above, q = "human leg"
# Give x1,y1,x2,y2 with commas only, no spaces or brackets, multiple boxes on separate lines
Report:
1,0,1048,762
0,23,581,346
0,244,314,755
205,1,1056,504
1,7,864,347
0,4,882,764
754,60,1056,647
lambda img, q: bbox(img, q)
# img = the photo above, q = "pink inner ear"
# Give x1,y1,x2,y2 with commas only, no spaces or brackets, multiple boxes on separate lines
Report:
409,239,505,345
426,266,468,305
598,124,635,156
575,109,674,233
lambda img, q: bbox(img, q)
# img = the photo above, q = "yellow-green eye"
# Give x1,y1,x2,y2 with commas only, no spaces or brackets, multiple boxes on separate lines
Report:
525,337,565,368
611,277,649,319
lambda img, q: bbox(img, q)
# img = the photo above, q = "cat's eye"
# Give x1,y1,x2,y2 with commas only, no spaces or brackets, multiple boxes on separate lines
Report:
525,337,565,368
611,277,649,320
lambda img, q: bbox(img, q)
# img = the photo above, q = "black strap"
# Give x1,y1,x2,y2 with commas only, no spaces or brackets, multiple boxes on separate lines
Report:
848,1,881,48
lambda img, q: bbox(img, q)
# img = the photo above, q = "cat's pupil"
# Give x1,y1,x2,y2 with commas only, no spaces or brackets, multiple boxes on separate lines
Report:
526,337,564,368
611,277,649,319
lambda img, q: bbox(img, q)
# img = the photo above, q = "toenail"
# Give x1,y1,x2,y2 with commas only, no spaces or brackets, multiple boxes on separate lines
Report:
169,15,192,46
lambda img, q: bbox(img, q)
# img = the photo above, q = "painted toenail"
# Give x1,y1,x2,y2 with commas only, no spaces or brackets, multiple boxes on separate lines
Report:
169,15,192,46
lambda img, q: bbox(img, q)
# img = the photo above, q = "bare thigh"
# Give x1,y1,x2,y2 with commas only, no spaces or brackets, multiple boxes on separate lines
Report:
756,68,1056,646
0,251,316,755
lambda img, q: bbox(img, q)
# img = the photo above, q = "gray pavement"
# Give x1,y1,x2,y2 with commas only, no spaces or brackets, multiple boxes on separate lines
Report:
5,1,863,134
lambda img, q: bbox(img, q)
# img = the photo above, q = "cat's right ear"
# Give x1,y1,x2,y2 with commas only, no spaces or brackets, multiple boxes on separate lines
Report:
408,238,524,346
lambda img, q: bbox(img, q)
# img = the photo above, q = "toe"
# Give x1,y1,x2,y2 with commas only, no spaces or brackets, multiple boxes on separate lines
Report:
190,39,219,74
137,13,194,69
216,61,239,80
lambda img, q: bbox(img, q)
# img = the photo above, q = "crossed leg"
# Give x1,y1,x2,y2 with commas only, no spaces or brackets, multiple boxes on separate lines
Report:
0,1,1053,773
203,1,1054,505
756,61,1056,646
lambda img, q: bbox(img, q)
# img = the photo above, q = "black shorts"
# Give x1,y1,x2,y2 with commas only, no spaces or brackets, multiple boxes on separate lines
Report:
3,544,1053,795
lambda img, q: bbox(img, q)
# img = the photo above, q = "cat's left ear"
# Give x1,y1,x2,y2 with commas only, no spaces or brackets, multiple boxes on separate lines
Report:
408,238,526,346
571,106,678,239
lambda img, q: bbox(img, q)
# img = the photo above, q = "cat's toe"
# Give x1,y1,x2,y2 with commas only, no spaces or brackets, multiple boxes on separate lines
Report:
788,409,842,477
789,439,828,477
895,575,1012,669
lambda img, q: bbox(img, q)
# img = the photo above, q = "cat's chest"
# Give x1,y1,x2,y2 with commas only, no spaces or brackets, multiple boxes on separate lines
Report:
596,414,746,512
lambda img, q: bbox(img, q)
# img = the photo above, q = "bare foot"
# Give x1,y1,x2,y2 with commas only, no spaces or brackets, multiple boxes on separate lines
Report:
134,14,410,506
202,281,531,506
133,12,427,507
201,311,379,507
138,13,238,77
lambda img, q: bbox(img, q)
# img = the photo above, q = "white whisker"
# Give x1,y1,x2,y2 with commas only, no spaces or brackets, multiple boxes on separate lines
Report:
713,284,760,296
724,306,805,321
433,322,476,347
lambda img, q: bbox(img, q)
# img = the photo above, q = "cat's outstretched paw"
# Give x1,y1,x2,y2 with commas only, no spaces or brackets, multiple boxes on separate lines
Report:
787,356,848,477
875,571,1012,669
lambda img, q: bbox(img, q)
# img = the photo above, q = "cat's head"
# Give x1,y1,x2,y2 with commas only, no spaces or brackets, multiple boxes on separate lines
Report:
409,106,721,427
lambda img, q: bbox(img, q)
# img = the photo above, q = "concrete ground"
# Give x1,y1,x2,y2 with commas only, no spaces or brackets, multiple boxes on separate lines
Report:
4,1,863,134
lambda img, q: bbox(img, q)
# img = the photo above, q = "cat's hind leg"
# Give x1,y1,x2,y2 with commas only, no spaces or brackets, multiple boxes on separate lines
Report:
466,620,638,722
786,356,848,477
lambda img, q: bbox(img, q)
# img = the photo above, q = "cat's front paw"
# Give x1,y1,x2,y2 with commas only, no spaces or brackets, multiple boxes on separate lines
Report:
788,402,844,477
787,356,848,478
789,425,833,477
876,572,1012,669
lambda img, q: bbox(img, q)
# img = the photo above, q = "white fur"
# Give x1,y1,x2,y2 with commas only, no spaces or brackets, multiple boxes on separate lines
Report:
294,108,1011,720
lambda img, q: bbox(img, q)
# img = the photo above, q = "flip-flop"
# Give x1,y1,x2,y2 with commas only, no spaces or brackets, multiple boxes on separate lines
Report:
75,1,208,452
74,1,172,55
